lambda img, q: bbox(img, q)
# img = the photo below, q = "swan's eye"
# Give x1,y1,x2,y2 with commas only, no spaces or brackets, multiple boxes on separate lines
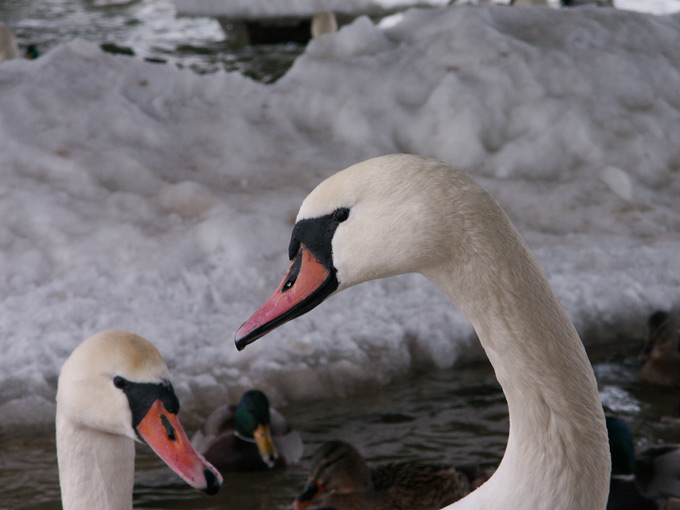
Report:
113,376,127,389
333,208,349,222
282,251,302,292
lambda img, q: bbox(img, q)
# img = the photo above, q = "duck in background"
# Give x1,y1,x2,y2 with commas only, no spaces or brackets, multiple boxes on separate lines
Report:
639,311,680,388
56,331,221,509
24,44,39,59
606,415,657,510
191,389,303,473
606,415,680,510
292,440,485,510
636,442,680,509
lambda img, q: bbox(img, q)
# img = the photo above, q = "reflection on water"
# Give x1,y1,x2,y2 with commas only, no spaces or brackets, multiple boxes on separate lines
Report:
2,355,679,510
0,0,303,82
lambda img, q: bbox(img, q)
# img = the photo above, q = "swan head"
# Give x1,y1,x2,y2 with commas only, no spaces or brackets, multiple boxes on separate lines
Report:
57,330,222,494
235,154,489,349
234,390,279,468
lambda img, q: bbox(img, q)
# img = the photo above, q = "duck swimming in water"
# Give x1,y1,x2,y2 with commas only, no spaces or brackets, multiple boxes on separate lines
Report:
294,440,482,510
606,414,680,510
639,311,680,388
191,389,303,472
605,415,657,510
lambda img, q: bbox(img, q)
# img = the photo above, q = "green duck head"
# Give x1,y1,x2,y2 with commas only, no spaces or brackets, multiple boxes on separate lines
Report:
606,415,635,476
235,390,278,468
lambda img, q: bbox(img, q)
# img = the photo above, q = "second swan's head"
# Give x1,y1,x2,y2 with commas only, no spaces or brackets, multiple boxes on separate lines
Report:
235,154,497,350
57,330,223,494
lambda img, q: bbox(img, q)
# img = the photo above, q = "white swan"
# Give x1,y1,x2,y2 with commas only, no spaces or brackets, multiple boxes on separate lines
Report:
234,154,610,510
56,330,222,510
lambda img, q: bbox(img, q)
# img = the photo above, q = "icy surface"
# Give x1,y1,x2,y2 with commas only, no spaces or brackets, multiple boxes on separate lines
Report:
1,5,679,425
614,0,680,14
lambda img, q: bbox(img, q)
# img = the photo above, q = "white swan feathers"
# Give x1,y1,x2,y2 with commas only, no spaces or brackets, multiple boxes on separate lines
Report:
235,154,611,510
56,330,221,510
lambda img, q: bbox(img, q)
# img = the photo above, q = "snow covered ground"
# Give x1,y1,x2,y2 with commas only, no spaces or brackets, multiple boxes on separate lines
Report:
0,5,679,426
614,0,680,14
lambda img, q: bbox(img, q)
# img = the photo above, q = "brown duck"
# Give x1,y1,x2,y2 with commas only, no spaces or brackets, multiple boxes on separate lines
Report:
293,440,484,510
639,311,680,388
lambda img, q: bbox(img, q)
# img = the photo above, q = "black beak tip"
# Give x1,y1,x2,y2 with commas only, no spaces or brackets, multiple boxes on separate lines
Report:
202,468,221,495
235,337,248,351
235,333,253,351
235,324,269,351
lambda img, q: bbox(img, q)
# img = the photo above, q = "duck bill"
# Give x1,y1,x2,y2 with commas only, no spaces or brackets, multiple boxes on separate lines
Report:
293,479,323,509
136,399,223,495
235,245,338,351
253,423,279,468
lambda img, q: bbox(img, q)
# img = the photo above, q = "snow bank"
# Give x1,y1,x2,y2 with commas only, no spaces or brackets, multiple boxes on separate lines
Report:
1,5,679,425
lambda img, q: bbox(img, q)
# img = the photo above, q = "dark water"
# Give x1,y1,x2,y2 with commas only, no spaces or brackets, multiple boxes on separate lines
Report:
2,351,679,510
0,0,303,82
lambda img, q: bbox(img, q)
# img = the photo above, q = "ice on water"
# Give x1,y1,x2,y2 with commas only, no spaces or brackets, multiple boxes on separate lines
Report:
0,5,679,425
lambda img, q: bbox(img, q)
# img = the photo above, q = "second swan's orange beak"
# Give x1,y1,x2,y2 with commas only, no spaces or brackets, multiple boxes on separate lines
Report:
136,399,222,495
235,244,338,350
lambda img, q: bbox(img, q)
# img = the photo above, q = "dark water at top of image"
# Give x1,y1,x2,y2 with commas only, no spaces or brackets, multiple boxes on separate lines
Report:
0,0,303,82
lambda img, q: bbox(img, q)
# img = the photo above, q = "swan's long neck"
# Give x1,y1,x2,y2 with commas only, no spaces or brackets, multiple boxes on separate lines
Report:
57,411,136,510
424,214,610,510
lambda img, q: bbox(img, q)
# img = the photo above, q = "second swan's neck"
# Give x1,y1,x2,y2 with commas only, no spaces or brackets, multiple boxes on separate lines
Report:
57,413,136,510
424,219,610,510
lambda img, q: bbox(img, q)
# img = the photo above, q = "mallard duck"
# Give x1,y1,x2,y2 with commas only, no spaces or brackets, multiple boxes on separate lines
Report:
235,154,610,509
605,415,657,510
293,440,480,510
56,330,221,509
24,43,39,59
639,311,680,387
606,415,680,510
636,443,680,508
191,389,302,472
